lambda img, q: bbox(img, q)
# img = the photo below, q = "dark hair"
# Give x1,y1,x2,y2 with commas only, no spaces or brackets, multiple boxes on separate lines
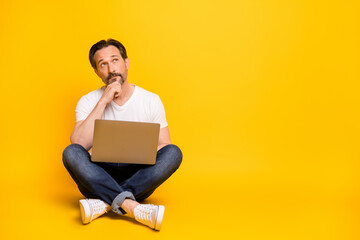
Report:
89,39,128,70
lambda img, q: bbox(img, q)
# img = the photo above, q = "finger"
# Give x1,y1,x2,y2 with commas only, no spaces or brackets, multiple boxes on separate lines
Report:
110,82,122,90
108,77,121,85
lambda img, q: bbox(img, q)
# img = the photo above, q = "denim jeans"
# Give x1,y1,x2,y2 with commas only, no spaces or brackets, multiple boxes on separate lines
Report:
62,143,182,214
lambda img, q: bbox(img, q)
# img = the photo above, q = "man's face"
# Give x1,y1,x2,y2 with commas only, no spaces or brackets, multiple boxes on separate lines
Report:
94,45,129,85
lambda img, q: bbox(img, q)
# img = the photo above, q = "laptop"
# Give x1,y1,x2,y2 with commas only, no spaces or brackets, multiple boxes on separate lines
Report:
91,119,160,164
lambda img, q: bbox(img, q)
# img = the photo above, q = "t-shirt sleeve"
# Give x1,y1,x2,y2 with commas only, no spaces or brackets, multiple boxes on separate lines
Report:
151,95,168,128
75,95,97,122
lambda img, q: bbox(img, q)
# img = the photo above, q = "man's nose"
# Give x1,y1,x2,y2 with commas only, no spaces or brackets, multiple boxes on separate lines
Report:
108,63,116,73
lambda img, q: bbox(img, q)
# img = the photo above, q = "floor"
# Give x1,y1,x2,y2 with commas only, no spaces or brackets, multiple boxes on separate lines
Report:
2,150,358,240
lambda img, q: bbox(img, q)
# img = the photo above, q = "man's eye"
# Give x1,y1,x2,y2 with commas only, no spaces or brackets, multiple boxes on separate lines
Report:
113,59,118,62
100,63,106,67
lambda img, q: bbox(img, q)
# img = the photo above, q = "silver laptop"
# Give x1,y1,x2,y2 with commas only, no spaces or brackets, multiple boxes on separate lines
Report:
91,120,160,164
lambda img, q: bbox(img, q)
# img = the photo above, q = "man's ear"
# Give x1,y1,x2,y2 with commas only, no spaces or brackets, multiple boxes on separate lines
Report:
125,58,130,70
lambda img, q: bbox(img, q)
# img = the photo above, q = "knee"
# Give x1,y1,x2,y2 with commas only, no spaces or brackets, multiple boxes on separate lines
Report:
62,143,87,168
163,144,183,169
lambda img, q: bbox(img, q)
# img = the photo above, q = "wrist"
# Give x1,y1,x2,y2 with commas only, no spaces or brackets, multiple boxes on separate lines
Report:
96,98,109,110
98,97,110,106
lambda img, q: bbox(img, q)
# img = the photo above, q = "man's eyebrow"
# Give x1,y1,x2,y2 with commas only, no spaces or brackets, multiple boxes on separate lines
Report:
97,55,120,65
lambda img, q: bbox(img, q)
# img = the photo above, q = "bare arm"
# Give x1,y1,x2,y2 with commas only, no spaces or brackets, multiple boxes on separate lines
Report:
70,82,122,150
157,126,171,151
70,100,108,150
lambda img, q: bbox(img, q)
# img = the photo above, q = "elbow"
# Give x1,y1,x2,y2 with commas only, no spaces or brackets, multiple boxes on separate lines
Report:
70,132,78,145
70,135,89,150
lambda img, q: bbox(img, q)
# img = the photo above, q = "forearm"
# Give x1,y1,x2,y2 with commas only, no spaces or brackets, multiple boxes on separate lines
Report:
157,127,171,151
70,100,107,150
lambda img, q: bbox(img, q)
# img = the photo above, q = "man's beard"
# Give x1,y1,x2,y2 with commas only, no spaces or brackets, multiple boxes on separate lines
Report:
107,72,125,85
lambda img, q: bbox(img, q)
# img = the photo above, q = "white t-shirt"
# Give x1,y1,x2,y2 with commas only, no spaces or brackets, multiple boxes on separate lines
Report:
75,84,168,128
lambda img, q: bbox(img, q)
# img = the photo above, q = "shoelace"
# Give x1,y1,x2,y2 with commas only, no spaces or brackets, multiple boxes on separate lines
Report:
90,200,109,218
135,205,154,224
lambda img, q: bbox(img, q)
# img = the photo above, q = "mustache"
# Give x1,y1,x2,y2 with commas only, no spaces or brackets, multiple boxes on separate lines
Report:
107,72,124,85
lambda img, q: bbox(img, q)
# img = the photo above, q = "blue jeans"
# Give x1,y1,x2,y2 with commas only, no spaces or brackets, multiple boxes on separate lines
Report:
62,143,182,214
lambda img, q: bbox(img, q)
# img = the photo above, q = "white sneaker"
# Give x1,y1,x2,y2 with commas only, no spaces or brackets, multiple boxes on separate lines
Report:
79,199,111,224
134,204,165,230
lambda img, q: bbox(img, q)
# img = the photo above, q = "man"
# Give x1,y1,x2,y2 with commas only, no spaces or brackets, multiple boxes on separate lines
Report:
62,39,182,230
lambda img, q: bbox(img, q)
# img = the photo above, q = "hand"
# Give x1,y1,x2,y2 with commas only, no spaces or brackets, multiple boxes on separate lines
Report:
100,81,122,105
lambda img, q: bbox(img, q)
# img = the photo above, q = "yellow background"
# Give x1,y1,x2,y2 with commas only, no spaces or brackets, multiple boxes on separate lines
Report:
1,0,359,239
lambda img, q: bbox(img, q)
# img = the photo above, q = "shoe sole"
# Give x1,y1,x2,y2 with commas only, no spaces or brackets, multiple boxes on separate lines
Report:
79,199,90,224
155,205,165,231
